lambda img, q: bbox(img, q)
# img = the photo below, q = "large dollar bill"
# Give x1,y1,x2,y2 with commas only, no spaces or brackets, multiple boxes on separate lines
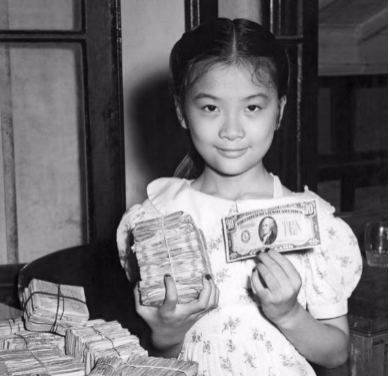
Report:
223,199,321,262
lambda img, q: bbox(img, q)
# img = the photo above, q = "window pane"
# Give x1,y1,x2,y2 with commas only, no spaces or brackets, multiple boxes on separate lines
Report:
0,0,81,31
0,43,87,263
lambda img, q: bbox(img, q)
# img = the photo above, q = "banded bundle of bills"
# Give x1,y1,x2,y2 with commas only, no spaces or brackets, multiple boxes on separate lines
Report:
223,198,322,262
89,355,198,376
0,317,25,337
0,330,65,352
0,347,84,376
132,211,212,307
22,279,89,335
65,320,147,374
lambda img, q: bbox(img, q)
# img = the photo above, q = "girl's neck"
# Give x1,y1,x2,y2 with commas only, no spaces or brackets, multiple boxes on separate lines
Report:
191,165,274,201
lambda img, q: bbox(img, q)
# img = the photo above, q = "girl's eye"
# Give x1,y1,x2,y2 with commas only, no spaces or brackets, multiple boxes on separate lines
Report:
203,105,218,112
247,105,260,112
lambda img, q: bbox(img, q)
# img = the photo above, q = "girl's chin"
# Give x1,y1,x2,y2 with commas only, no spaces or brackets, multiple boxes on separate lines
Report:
205,164,262,178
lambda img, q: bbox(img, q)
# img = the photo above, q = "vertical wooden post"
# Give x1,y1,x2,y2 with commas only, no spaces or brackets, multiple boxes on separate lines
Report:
263,0,319,192
0,1,19,264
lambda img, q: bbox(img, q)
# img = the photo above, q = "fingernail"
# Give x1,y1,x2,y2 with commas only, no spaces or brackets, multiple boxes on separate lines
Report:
164,273,171,279
205,274,212,280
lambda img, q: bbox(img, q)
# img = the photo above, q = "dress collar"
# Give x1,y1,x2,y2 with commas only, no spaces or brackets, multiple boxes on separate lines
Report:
146,177,335,231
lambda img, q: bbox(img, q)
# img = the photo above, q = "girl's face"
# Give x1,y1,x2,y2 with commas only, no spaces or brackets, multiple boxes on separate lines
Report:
180,64,286,179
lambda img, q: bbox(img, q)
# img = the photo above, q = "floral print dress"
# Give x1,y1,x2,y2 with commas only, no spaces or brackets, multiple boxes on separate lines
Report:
117,176,362,376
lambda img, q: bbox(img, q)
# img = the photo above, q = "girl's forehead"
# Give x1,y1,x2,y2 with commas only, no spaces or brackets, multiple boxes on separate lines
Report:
189,63,276,95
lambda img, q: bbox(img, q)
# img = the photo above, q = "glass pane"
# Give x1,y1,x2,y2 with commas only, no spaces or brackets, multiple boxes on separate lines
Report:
0,0,81,31
0,43,87,263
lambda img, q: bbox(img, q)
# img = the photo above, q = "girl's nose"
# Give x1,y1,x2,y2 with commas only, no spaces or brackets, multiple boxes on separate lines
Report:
219,113,244,140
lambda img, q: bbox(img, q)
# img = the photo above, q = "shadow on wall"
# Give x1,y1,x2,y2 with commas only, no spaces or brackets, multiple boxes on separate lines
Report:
128,71,190,179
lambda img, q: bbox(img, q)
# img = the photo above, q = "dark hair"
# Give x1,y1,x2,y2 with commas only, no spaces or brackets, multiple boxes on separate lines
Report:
171,18,289,179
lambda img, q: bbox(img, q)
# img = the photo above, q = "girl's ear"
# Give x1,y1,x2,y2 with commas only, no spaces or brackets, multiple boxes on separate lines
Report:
174,97,188,130
275,96,287,131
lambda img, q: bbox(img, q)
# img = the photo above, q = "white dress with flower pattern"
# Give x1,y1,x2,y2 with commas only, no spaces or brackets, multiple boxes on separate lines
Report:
117,176,362,376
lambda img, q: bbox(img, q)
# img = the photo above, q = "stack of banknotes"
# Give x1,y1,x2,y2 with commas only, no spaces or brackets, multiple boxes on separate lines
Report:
132,211,212,307
0,347,84,376
89,355,198,376
0,330,65,352
22,279,90,335
0,317,25,337
65,320,147,374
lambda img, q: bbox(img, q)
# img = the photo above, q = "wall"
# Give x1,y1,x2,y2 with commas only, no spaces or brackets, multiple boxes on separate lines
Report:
218,0,260,22
120,0,188,208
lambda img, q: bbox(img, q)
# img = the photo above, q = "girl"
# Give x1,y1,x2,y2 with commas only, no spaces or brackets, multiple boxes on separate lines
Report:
117,18,362,376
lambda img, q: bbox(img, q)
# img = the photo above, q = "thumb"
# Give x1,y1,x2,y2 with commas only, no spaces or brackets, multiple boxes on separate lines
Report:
160,273,178,312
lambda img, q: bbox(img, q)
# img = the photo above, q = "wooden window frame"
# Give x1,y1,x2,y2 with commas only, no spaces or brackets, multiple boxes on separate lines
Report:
0,0,125,307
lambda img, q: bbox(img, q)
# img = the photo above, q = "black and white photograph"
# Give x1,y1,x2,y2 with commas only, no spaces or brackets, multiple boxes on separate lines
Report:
0,1,387,375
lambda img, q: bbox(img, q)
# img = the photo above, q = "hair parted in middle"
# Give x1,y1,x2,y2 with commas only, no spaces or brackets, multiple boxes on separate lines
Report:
170,18,290,179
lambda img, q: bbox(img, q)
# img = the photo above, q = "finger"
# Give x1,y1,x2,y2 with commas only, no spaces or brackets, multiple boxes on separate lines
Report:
255,262,281,294
134,282,157,319
251,268,270,299
207,278,219,309
190,275,213,314
258,252,289,287
160,274,178,312
267,251,301,282
214,284,220,309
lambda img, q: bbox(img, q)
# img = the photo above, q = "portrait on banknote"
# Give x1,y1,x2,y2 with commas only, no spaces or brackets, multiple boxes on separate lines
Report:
258,216,278,245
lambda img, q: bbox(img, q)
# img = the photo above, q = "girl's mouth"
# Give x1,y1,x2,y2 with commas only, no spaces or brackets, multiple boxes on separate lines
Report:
216,147,248,158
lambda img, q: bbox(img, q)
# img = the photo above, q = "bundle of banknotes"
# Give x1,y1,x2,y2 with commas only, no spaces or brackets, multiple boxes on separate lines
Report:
223,198,322,262
0,317,25,337
0,347,85,376
22,279,90,335
65,320,147,374
89,355,198,376
132,211,212,307
0,330,65,352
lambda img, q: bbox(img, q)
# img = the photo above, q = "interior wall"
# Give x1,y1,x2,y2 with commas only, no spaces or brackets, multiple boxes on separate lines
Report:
218,0,260,22
120,0,188,208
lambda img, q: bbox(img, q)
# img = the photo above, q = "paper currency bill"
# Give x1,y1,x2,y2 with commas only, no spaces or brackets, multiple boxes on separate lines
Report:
223,199,321,262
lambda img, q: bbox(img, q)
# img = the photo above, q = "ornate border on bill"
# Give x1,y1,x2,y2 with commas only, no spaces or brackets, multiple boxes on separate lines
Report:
222,199,321,263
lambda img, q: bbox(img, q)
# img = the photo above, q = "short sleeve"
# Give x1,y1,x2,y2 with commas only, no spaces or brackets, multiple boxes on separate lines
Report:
116,204,146,282
304,193,363,320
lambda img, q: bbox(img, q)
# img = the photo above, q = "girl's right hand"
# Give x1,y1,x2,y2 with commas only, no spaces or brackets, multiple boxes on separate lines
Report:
134,274,219,355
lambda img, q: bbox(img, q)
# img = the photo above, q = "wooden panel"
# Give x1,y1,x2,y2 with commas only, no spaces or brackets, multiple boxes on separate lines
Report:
349,331,388,376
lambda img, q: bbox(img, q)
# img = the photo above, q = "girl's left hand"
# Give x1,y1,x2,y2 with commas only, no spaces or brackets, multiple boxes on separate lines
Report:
251,250,302,327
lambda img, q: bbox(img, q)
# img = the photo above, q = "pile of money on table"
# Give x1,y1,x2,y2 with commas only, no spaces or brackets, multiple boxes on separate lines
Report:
0,317,24,337
22,279,90,335
65,320,147,374
132,211,212,307
89,354,198,376
0,347,85,376
0,330,65,352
